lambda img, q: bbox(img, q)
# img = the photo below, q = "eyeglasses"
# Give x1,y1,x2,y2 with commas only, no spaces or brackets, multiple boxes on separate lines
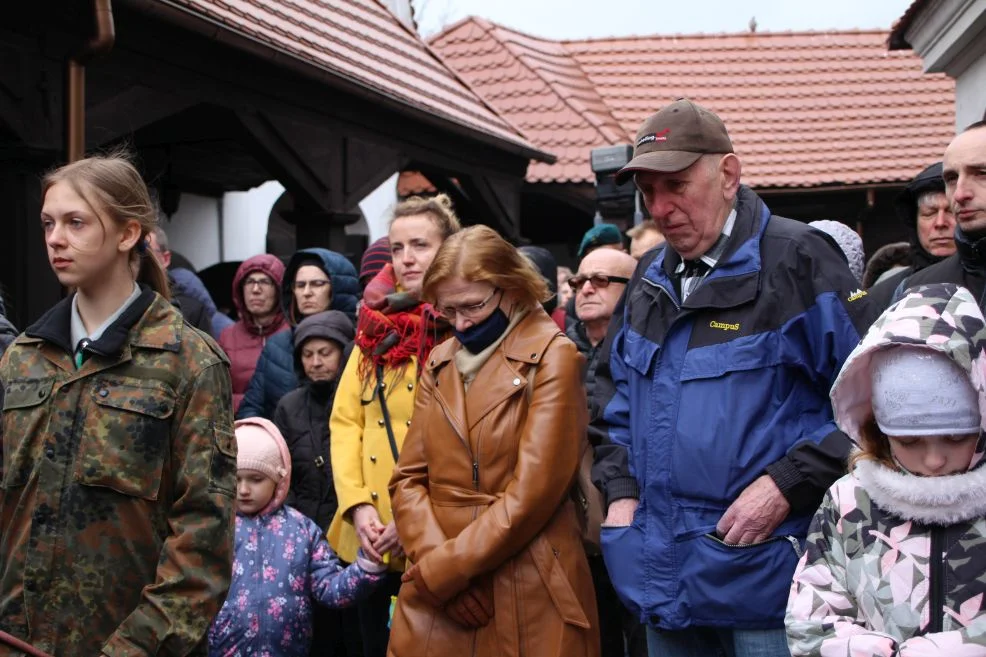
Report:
567,273,630,292
244,277,275,289
294,279,331,291
437,287,501,321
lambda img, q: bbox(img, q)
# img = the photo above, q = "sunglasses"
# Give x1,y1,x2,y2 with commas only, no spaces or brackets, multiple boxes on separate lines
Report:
567,273,630,292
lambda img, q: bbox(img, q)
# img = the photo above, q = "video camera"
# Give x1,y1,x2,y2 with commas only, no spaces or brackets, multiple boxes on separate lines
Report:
590,145,642,224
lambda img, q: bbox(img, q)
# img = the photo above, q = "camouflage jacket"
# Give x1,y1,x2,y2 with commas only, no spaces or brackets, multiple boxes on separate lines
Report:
0,289,237,657
787,284,986,656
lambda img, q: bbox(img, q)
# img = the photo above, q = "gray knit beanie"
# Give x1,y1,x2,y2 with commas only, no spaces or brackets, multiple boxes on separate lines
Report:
872,347,980,438
809,220,865,283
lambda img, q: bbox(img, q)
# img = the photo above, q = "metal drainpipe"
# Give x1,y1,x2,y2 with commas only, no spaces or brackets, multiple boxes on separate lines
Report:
67,0,116,162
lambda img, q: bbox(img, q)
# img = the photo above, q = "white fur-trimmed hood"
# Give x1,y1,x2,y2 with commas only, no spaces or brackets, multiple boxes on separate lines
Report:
854,457,986,525
830,283,986,469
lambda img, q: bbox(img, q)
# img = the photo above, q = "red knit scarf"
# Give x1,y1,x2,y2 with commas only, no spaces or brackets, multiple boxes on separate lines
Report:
355,264,447,381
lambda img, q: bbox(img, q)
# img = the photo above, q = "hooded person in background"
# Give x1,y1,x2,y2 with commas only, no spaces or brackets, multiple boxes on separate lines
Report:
275,310,354,529
219,255,289,413
863,241,912,289
236,248,359,420
808,220,865,284
866,162,957,309
519,245,567,330
874,124,986,311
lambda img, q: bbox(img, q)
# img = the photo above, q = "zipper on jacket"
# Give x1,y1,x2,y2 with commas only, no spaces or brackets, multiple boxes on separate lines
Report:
642,277,680,311
929,526,946,633
472,461,479,490
705,532,803,558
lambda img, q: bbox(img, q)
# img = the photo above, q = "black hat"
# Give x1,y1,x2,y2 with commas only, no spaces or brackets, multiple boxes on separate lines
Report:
293,310,355,354
894,162,945,228
519,245,559,314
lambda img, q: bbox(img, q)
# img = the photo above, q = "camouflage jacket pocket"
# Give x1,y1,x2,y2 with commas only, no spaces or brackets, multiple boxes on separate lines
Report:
75,379,175,500
1,378,54,488
210,424,237,497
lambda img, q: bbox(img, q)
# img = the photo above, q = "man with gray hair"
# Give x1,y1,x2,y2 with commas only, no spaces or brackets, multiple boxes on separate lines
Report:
590,99,871,657
147,225,232,338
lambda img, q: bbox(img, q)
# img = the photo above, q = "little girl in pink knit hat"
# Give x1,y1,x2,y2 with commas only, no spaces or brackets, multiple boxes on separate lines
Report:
208,417,385,657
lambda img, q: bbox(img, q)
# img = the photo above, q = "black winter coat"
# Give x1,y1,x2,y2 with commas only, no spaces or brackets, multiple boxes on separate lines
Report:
894,228,986,309
273,380,339,530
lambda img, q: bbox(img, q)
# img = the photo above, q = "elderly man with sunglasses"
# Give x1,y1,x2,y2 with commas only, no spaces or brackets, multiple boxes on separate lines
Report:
589,99,872,657
565,246,647,657
568,249,637,402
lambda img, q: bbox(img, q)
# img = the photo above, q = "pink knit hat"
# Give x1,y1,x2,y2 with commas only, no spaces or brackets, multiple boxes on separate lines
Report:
234,417,292,515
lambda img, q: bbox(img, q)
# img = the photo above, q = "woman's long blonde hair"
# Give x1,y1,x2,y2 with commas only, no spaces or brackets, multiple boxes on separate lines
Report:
42,151,170,299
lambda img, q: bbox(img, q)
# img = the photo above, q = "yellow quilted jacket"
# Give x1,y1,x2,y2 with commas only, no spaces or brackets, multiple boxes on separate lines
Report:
327,350,418,570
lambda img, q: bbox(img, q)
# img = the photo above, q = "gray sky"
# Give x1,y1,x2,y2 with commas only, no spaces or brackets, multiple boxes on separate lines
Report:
414,0,914,39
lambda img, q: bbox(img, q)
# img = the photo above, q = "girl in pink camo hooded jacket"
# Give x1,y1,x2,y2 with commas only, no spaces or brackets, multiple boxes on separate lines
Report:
786,283,986,656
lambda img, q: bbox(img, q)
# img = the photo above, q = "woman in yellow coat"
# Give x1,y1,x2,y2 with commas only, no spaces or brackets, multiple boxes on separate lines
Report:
328,194,460,657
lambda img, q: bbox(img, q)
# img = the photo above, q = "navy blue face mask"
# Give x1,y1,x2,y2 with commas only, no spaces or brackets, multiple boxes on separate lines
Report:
454,307,510,354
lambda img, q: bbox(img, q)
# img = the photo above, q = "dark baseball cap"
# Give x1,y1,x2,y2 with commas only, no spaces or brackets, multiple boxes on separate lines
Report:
615,99,734,185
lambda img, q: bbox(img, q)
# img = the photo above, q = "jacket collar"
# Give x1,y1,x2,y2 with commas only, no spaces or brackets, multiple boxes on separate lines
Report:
565,321,592,355
855,458,986,525
20,288,179,358
426,306,562,442
649,185,767,310
955,227,986,272
427,306,561,372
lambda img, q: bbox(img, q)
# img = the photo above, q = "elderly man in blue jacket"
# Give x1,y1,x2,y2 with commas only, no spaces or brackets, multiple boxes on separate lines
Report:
590,99,872,657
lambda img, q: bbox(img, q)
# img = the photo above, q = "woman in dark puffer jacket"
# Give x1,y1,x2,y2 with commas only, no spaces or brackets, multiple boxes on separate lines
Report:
236,248,359,420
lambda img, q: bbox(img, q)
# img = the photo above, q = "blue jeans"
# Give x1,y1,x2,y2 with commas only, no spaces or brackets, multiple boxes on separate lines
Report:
646,626,790,657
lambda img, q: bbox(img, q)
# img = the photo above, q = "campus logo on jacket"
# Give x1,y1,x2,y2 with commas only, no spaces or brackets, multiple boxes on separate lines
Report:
847,289,868,302
709,320,740,331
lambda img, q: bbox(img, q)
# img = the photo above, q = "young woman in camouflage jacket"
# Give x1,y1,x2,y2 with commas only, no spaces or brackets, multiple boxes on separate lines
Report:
787,283,986,656
0,153,237,657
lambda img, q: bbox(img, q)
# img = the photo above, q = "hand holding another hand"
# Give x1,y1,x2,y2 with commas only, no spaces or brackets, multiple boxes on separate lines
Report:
353,504,385,562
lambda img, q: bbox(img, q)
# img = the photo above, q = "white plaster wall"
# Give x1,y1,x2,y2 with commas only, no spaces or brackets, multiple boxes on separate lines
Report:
357,172,399,243
956,55,986,129
222,180,285,261
163,174,398,269
163,193,221,271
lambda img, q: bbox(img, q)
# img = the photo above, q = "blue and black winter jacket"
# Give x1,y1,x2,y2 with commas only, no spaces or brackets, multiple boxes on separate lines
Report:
236,248,358,420
589,185,871,631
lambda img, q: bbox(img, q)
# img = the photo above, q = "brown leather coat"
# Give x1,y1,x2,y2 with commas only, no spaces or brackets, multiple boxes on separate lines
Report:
388,308,599,657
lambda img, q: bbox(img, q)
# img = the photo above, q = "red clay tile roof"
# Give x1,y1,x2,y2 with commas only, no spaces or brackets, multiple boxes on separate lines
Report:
431,17,630,184
166,0,550,161
432,19,955,189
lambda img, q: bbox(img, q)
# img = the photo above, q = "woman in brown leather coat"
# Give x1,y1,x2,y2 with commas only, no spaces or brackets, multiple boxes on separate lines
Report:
388,226,600,657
